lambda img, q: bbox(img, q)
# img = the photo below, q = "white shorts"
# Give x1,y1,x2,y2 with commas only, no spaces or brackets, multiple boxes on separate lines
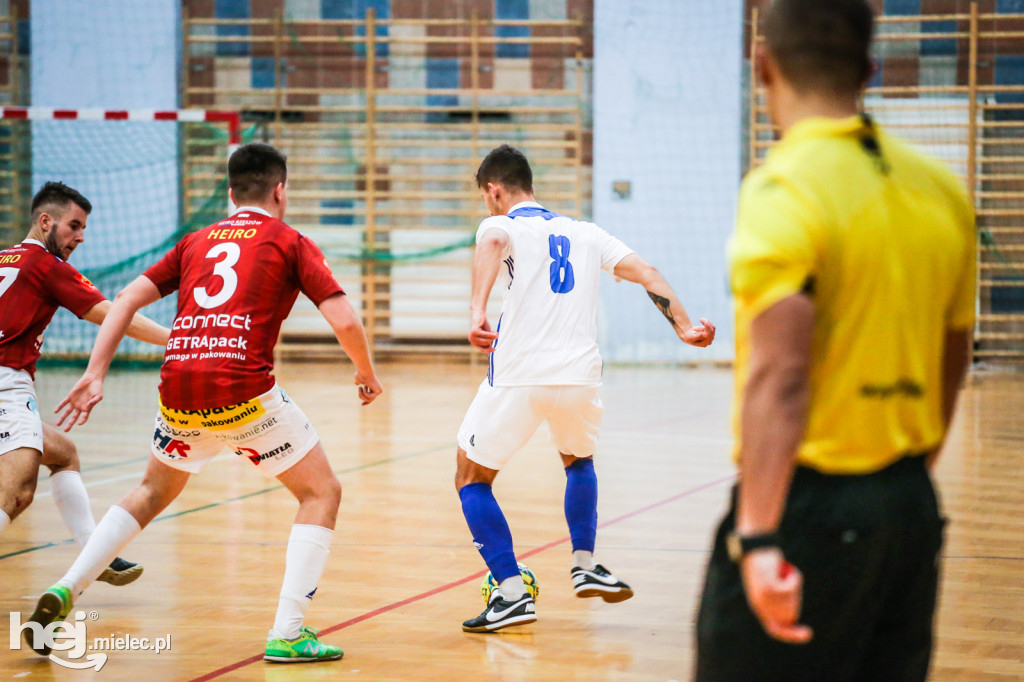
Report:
151,384,318,478
457,381,603,470
0,366,43,457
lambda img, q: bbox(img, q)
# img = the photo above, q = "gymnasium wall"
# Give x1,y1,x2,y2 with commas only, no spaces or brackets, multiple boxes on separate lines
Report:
593,0,743,364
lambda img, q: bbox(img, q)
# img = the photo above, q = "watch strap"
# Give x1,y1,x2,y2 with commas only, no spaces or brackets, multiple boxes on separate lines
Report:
726,531,782,562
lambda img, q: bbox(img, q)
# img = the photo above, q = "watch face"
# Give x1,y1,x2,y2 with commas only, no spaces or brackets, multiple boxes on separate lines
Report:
726,532,743,562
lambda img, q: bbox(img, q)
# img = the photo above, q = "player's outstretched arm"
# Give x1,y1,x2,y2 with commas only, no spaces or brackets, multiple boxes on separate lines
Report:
82,299,171,347
317,292,383,405
56,276,163,431
468,226,509,353
612,253,716,347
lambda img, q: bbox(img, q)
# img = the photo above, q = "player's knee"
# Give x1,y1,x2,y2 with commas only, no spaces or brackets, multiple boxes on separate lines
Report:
325,475,342,507
454,449,479,490
64,441,81,469
309,474,341,509
455,468,474,491
43,438,80,472
12,485,36,515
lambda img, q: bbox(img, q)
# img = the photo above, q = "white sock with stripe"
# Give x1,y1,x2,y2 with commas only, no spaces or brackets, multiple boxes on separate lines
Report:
271,524,333,640
0,509,10,534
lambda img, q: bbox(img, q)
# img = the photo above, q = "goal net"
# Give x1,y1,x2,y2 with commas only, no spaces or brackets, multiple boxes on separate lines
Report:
0,107,243,362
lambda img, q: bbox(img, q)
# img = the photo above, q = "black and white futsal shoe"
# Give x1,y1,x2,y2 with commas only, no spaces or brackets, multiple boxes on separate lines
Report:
571,564,634,602
462,591,537,633
97,557,144,586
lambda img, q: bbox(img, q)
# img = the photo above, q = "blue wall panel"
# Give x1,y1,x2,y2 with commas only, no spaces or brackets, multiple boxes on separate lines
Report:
496,0,530,59
215,0,251,57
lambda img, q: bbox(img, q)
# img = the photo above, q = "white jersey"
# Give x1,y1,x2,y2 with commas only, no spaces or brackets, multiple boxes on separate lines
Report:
479,201,634,387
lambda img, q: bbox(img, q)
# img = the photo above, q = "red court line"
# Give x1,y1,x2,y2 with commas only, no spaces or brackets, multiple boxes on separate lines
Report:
189,473,735,682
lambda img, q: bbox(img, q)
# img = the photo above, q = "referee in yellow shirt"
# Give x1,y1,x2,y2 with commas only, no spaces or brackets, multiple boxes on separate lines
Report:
695,1,975,680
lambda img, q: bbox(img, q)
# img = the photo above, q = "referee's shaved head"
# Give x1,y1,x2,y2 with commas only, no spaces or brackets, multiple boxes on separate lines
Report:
763,0,874,95
229,143,288,204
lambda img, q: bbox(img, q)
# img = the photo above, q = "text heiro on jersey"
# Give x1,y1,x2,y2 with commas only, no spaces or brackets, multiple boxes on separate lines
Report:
208,227,258,239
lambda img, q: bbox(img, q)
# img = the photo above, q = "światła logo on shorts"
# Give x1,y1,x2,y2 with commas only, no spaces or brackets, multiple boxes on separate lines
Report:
233,441,294,466
158,397,267,431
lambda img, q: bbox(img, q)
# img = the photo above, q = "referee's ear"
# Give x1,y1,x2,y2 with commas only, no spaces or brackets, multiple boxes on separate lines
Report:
861,58,878,91
756,44,777,89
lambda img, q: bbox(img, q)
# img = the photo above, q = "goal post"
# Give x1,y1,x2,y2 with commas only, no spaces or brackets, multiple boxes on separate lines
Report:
0,106,244,362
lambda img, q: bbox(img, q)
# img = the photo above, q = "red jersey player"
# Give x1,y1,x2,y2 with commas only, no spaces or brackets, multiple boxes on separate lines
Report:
0,181,168,588
28,144,382,664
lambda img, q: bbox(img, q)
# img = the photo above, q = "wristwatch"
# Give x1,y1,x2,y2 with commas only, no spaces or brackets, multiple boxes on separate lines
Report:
726,530,782,562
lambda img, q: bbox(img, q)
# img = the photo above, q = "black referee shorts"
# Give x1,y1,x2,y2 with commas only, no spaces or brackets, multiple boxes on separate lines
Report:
695,455,945,682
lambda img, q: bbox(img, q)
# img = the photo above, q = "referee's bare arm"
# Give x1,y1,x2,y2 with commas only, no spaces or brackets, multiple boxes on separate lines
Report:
736,293,813,537
734,292,815,645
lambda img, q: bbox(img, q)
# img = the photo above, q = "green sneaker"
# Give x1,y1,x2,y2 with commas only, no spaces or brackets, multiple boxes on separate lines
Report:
264,626,344,663
25,584,74,656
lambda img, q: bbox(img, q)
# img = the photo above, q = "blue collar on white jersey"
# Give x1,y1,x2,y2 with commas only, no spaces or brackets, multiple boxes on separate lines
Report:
507,201,564,221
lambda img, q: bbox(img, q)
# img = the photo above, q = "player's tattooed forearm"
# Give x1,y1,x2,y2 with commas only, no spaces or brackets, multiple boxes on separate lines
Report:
647,290,676,327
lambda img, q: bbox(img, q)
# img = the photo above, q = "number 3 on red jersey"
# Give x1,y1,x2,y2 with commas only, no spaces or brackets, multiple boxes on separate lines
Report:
193,242,241,309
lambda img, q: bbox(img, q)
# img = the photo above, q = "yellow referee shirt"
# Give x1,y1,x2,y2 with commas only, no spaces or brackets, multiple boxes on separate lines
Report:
729,115,976,474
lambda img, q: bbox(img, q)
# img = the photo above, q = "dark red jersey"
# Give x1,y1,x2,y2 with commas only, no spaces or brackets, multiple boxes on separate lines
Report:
0,239,105,377
144,209,343,409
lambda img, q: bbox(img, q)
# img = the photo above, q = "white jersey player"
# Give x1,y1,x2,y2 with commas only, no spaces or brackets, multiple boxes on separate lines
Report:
456,144,715,633
473,202,632,388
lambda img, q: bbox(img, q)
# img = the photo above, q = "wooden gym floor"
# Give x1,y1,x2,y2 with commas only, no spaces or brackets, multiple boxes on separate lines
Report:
0,361,1021,681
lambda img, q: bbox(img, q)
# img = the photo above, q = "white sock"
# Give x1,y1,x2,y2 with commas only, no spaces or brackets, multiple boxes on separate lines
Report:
499,576,527,601
57,505,141,597
0,509,10,534
270,524,333,640
573,550,596,570
50,471,97,546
